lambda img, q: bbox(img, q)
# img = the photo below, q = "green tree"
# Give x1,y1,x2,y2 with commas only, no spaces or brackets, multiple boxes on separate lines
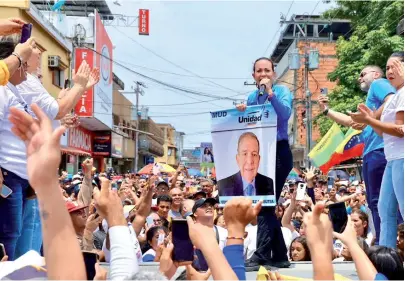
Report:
316,0,404,136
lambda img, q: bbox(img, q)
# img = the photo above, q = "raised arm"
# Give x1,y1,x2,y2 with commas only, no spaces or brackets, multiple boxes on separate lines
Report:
318,95,352,127
55,64,99,119
8,104,85,279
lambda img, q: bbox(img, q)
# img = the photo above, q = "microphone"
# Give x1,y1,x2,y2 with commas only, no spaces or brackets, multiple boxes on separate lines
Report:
259,84,266,96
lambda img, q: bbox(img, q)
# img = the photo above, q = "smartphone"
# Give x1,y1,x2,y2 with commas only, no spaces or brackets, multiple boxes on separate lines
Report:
20,23,32,43
171,219,194,262
296,183,307,201
320,87,328,95
111,182,118,190
0,185,13,198
0,243,6,260
193,249,209,272
157,233,165,246
82,251,98,280
328,202,348,233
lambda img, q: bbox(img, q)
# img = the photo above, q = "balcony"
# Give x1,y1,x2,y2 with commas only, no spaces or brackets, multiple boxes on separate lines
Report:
138,135,164,157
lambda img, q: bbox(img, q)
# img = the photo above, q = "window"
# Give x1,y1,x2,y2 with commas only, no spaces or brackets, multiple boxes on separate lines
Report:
52,69,65,88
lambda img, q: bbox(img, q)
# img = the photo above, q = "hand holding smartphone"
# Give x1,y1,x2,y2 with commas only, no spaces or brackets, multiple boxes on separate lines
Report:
328,202,348,233
171,219,194,263
20,24,32,43
296,182,307,201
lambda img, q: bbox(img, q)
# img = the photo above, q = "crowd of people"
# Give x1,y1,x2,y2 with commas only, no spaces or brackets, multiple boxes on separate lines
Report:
0,17,404,280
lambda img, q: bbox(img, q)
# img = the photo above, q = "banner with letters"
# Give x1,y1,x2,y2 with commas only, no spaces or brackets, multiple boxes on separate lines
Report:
211,104,277,207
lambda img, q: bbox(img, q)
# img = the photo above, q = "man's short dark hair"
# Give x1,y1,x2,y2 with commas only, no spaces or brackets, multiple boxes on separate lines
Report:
157,194,172,205
237,132,260,153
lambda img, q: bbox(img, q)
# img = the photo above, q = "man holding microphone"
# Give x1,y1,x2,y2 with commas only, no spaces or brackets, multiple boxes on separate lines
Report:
236,57,293,270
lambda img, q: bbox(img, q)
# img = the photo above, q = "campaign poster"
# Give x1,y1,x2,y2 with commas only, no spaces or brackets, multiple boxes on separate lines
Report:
211,104,277,207
200,142,214,168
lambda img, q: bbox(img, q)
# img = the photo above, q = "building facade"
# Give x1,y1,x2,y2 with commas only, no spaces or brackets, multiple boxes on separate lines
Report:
269,15,351,168
154,124,179,166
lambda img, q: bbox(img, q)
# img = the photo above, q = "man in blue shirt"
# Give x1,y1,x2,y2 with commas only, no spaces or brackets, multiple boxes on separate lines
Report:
236,57,293,270
318,65,396,244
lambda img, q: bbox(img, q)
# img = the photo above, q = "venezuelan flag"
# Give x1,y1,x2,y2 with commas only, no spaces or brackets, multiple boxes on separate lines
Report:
327,128,364,169
308,123,345,174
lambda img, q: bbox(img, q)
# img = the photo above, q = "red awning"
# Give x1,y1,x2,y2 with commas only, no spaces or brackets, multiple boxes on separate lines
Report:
61,146,91,157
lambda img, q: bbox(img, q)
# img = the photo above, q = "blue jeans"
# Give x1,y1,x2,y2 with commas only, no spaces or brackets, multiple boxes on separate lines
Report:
378,158,404,248
0,168,41,260
362,149,386,245
15,198,42,259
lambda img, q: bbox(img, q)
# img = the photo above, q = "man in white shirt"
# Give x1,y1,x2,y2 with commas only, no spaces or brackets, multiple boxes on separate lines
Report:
0,35,98,260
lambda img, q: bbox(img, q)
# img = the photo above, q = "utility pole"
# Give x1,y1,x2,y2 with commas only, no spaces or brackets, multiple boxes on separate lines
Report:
133,81,146,173
282,15,321,168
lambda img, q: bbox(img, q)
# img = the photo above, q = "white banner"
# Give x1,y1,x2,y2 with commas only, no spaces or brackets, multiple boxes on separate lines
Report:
211,104,277,206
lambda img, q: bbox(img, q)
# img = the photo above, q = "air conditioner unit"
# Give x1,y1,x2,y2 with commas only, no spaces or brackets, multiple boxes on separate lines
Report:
48,55,61,68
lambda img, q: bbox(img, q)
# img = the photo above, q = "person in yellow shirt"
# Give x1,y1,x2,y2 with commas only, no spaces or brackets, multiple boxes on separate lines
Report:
0,18,35,85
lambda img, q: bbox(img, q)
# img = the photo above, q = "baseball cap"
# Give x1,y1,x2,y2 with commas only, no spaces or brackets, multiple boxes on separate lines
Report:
193,191,207,199
72,174,82,181
192,198,217,214
66,201,88,213
72,179,82,186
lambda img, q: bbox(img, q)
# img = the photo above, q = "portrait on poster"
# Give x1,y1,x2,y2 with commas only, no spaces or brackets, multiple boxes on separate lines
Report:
211,104,277,207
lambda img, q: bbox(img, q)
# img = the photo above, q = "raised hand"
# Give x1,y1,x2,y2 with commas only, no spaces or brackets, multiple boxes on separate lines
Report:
86,68,100,90
303,202,333,255
0,18,25,36
72,61,91,90
303,166,316,182
236,103,247,112
14,37,36,63
333,215,357,247
8,104,65,190
186,216,217,250
392,59,404,83
224,197,262,230
349,103,374,124
186,264,211,280
318,95,329,111
93,177,126,227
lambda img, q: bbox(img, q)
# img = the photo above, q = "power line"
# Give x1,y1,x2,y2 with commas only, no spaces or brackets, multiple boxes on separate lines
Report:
110,59,255,80
261,0,296,57
111,26,245,95
84,46,243,102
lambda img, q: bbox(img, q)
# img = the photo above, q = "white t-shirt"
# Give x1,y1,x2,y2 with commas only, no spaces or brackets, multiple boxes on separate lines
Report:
381,87,404,161
0,77,59,179
215,225,228,250
0,84,34,179
244,224,257,260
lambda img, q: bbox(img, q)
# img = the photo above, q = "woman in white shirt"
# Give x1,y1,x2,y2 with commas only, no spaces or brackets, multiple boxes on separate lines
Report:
350,51,404,248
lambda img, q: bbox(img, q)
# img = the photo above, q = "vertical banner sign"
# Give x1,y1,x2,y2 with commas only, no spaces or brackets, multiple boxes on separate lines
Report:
74,48,94,117
139,9,150,35
200,142,214,169
211,104,278,207
94,10,113,128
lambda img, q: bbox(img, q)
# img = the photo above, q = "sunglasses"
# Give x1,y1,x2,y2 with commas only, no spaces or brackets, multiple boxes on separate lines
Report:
359,70,376,78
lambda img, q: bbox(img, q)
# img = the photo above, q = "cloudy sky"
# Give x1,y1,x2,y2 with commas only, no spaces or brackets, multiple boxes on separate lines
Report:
105,0,332,148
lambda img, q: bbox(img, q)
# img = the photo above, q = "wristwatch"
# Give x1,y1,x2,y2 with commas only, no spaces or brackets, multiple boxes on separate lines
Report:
323,107,329,116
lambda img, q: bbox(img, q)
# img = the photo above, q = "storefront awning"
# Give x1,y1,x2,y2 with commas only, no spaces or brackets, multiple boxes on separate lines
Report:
61,146,91,157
